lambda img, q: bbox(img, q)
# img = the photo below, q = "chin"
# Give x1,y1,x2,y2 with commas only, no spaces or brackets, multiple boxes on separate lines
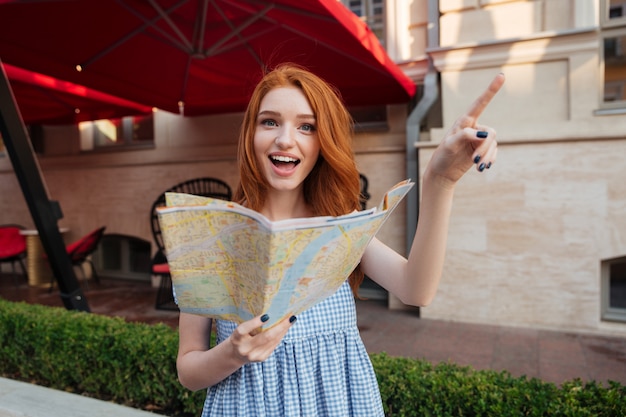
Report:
266,177,305,192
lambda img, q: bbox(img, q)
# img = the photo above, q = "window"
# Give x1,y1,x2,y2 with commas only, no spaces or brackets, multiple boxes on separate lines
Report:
603,0,626,27
348,105,388,132
79,114,154,152
601,256,626,322
342,0,385,46
601,1,626,108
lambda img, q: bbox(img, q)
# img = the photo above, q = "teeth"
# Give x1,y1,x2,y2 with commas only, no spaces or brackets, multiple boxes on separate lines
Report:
271,155,298,163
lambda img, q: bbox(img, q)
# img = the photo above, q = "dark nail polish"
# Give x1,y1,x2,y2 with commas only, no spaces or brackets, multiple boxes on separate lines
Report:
486,162,492,169
289,315,297,323
473,155,481,164
477,131,488,139
479,163,486,172
261,314,269,322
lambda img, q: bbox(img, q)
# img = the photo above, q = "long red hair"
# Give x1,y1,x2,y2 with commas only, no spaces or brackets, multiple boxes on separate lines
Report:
233,64,365,295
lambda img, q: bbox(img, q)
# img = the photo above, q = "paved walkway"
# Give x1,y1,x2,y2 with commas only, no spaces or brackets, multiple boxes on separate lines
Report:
0,377,159,417
356,299,626,387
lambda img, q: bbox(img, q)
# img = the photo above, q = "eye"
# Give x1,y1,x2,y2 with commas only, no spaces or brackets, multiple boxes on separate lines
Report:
300,123,316,133
260,118,278,127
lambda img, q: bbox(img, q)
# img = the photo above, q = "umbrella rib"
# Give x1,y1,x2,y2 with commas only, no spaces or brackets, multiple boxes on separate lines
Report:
223,1,394,80
281,23,393,79
207,1,271,66
80,0,191,69
194,0,211,53
226,0,337,23
112,0,192,55
147,0,193,52
207,26,275,58
179,0,210,109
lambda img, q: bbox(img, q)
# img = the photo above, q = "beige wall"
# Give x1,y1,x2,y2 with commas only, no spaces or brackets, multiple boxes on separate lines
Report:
406,0,626,335
418,138,626,335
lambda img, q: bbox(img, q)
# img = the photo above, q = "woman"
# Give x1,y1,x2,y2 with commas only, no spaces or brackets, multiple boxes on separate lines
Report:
177,64,505,416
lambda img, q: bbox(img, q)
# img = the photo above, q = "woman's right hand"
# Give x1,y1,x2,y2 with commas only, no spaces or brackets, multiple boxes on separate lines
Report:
177,312,295,391
228,314,296,364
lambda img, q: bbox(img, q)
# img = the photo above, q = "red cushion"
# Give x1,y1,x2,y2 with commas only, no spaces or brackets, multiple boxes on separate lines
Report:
0,227,26,258
152,263,170,274
65,239,82,255
66,227,104,262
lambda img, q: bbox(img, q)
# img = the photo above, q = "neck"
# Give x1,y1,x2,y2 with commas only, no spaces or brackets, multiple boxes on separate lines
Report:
261,189,312,221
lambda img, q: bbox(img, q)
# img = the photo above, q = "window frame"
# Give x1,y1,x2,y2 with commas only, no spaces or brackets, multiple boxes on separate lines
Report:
601,256,626,323
599,11,626,111
342,0,385,47
602,0,626,28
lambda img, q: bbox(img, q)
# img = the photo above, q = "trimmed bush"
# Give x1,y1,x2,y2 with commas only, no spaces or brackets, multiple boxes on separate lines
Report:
0,299,203,416
1,299,624,416
372,354,626,416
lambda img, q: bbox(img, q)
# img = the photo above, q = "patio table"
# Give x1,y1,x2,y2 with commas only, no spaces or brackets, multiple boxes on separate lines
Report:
19,228,69,287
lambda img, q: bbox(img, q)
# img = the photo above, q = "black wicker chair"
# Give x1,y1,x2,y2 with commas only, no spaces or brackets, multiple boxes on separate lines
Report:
359,173,371,210
150,177,232,310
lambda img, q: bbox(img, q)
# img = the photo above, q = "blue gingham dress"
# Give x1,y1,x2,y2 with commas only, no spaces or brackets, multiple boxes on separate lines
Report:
201,280,384,416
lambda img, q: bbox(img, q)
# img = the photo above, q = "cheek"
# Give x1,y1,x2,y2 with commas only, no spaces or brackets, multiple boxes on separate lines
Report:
253,132,267,160
308,139,321,161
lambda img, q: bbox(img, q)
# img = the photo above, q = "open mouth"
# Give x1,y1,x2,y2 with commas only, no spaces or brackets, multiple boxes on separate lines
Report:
270,155,301,167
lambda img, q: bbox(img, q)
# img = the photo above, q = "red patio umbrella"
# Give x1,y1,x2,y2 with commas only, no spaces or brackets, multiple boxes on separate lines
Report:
3,63,152,124
0,0,415,116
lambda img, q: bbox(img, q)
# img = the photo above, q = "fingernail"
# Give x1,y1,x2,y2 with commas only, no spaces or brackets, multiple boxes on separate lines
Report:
479,163,486,172
477,131,488,139
486,162,492,169
473,155,481,164
261,314,269,322
289,315,297,323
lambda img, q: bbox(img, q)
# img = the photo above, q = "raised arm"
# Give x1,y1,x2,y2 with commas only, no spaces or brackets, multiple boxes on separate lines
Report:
361,73,505,306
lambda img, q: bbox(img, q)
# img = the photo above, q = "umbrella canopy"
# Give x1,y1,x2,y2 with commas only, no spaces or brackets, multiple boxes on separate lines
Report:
0,0,415,116
2,63,152,124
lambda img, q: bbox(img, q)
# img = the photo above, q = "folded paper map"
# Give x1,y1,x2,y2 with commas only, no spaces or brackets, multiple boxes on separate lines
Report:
157,179,414,329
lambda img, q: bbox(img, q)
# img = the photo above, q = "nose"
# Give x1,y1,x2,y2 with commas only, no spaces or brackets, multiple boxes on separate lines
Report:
274,125,295,148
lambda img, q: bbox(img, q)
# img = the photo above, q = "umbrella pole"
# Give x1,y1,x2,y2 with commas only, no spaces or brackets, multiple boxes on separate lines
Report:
0,61,89,312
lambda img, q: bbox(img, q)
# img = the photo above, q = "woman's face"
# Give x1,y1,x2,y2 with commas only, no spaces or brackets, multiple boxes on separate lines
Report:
253,86,321,193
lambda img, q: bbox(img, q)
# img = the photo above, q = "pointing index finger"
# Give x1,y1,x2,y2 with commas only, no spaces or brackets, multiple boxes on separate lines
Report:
465,73,505,121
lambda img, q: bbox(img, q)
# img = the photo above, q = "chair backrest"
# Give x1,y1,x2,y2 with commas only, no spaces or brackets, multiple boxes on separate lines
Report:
150,177,232,255
0,224,27,259
67,226,107,263
359,173,371,210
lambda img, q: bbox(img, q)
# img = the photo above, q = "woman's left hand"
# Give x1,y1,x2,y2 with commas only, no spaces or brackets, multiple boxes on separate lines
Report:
427,73,505,186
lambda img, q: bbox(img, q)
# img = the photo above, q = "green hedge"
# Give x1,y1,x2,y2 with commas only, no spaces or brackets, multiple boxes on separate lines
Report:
0,299,203,416
1,299,625,416
371,355,626,416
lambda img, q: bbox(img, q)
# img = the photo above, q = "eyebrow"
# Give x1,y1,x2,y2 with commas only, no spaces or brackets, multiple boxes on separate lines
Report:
258,110,316,120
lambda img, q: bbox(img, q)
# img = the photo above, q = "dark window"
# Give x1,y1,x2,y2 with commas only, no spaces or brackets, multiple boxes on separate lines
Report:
603,35,626,103
602,256,626,322
610,262,626,309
